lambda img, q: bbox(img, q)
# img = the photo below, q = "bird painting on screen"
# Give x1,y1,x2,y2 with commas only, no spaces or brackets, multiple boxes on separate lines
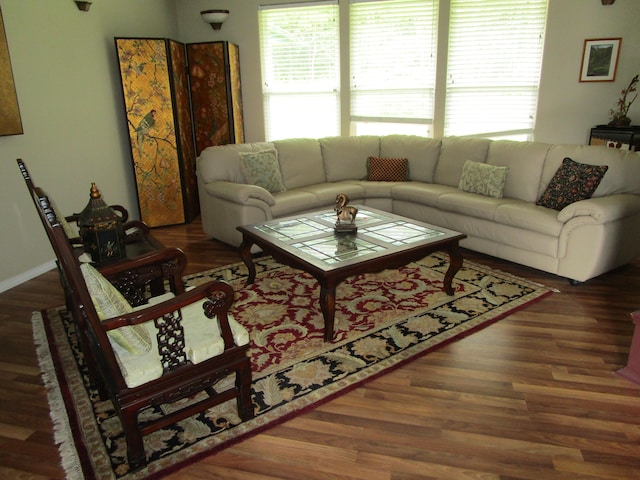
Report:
136,109,156,156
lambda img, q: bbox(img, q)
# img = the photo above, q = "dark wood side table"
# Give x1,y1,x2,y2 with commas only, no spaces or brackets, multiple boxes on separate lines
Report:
589,125,640,151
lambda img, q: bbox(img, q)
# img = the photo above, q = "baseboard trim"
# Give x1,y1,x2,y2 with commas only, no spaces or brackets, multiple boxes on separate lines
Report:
0,261,56,294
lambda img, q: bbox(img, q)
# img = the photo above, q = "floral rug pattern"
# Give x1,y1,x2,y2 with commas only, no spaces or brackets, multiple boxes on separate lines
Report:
34,253,553,479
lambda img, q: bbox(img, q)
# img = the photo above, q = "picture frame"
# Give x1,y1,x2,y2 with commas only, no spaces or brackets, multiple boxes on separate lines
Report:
579,38,621,82
0,6,23,136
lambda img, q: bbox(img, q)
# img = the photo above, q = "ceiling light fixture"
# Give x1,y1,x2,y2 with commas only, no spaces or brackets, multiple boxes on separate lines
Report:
200,9,230,30
74,1,93,11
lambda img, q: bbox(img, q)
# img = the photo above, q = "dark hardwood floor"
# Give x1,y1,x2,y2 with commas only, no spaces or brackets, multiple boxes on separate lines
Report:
1,217,639,479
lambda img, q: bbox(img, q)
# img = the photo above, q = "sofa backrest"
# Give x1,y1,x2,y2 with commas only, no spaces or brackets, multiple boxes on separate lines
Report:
273,138,326,189
486,140,550,202
197,142,275,184
539,145,640,198
433,137,491,187
319,136,380,182
380,135,441,183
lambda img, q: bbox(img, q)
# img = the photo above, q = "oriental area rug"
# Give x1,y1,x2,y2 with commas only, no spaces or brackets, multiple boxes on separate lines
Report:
33,253,554,479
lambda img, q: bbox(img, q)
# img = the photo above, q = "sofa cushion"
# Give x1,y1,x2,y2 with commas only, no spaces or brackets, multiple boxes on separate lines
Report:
495,202,563,236
80,263,152,354
437,191,512,221
299,182,365,205
320,136,380,182
458,160,509,198
198,142,274,184
434,136,492,187
367,156,408,181
380,135,441,182
353,180,401,199
536,157,608,211
486,140,550,202
270,190,323,217
239,149,286,194
274,138,326,190
392,182,459,208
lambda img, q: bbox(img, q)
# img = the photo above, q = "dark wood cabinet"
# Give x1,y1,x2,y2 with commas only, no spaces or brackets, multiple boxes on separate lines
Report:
589,125,640,151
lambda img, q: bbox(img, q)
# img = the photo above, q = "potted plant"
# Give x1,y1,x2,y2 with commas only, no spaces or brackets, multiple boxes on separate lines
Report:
608,74,638,127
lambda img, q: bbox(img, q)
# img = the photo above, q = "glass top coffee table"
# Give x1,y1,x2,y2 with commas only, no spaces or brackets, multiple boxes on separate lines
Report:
237,206,466,341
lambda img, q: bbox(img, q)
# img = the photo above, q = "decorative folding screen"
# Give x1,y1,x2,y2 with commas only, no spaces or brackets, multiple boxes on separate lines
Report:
115,38,244,227
187,42,244,156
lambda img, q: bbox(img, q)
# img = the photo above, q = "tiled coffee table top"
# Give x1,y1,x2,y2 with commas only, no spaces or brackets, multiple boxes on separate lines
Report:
250,207,450,267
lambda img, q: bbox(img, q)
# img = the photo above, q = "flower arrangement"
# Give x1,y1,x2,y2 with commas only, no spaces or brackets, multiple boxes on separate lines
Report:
608,74,638,126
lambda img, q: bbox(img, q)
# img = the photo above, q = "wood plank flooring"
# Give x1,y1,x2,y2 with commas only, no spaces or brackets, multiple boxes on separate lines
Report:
1,218,639,479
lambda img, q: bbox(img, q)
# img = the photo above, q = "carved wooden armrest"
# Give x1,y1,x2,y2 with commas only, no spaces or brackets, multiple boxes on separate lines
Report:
122,220,154,244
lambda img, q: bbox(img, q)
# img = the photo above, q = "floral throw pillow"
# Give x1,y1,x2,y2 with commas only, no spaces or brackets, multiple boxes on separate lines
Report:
458,160,509,199
80,263,152,354
367,156,409,181
536,157,608,211
239,149,286,193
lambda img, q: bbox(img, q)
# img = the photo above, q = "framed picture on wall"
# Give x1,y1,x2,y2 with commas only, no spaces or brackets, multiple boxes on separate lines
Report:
0,6,23,136
579,38,621,82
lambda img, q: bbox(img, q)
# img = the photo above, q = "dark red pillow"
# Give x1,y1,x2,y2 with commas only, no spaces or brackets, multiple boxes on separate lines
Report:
367,156,408,182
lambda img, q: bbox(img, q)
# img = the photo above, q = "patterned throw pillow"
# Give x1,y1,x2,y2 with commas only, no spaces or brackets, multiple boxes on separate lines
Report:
458,160,509,198
80,263,152,354
367,156,408,181
536,157,608,211
239,149,286,193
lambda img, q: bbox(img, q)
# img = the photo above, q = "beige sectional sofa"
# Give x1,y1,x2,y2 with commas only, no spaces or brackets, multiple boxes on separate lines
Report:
196,135,640,283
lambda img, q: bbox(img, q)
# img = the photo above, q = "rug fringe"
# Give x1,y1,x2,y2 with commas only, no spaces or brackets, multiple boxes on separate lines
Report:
32,311,85,480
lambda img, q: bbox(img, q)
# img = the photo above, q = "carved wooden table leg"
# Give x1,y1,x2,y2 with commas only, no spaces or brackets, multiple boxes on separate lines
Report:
319,279,338,342
443,241,463,295
238,236,256,285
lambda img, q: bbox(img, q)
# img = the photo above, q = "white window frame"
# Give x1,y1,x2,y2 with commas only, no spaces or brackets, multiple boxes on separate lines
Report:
349,0,439,137
258,1,340,141
257,0,548,141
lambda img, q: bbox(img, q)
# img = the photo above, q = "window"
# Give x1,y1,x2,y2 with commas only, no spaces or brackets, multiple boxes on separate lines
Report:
258,1,340,141
350,0,438,137
258,0,548,141
445,0,548,140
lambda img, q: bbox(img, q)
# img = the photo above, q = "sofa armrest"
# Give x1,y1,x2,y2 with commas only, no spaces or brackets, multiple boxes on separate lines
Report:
557,194,640,224
203,181,276,207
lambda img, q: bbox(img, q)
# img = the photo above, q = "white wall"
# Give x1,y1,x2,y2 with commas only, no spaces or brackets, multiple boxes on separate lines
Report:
0,0,178,291
1,0,639,291
175,0,640,145
536,0,640,144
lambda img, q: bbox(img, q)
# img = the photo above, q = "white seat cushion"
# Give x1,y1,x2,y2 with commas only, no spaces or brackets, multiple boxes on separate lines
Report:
114,296,249,388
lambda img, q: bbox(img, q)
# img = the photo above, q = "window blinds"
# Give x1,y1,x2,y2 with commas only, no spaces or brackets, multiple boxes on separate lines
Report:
350,0,438,125
259,2,340,141
445,0,548,138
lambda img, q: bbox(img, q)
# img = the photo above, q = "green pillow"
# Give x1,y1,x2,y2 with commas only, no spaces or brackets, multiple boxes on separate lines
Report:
459,160,509,199
239,149,286,193
80,263,152,354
